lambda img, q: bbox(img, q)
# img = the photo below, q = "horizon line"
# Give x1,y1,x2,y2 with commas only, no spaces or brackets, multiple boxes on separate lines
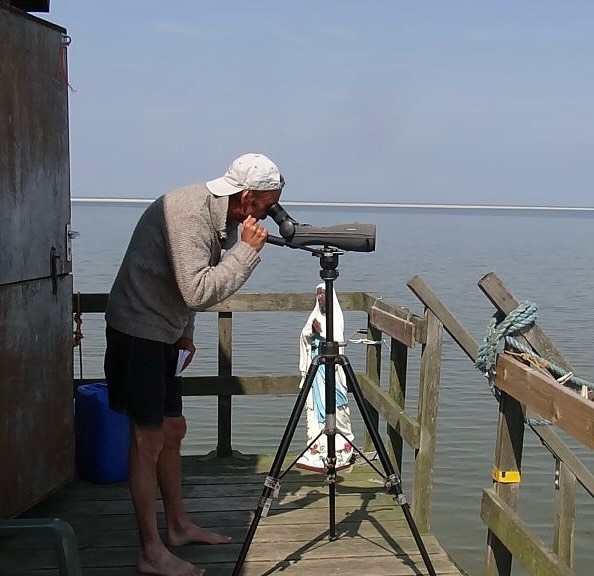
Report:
71,197,594,212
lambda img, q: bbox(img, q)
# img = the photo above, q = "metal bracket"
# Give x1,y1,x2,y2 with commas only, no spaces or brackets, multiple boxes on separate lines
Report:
261,476,281,517
66,224,72,262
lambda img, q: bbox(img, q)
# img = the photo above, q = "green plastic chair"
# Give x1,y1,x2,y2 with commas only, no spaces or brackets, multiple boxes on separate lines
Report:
0,518,82,576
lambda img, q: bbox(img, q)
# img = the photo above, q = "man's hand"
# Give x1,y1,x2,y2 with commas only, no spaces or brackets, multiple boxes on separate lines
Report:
241,216,268,252
175,336,196,371
312,319,322,334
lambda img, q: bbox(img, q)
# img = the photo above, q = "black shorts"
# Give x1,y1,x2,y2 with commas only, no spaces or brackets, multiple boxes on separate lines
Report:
104,325,182,428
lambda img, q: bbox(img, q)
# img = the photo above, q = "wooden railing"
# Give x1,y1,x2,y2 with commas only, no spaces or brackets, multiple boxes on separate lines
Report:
73,290,445,534
409,272,594,576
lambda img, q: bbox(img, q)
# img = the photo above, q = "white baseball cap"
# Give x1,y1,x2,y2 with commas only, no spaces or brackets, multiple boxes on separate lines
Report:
205,153,285,197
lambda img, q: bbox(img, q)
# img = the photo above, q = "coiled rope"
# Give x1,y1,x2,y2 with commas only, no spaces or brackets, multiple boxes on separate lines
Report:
475,300,538,382
475,300,593,426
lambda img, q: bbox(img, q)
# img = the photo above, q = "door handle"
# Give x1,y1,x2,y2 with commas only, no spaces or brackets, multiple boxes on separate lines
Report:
50,246,60,295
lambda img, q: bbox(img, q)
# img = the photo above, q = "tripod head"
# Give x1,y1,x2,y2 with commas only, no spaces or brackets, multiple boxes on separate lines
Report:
315,250,340,343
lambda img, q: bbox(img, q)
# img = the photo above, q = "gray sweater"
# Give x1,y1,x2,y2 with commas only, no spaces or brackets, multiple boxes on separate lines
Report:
105,183,260,343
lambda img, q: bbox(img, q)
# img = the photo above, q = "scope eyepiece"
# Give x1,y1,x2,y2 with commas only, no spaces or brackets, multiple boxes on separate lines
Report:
267,203,297,239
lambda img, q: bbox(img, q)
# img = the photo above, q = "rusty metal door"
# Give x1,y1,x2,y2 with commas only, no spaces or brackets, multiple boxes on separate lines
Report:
0,6,73,517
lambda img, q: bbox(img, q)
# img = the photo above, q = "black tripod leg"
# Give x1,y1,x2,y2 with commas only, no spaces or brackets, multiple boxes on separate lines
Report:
326,421,337,540
340,357,438,576
232,360,319,576
322,351,338,541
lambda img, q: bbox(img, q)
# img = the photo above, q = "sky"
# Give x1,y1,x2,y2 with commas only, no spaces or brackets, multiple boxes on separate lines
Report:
44,1,594,205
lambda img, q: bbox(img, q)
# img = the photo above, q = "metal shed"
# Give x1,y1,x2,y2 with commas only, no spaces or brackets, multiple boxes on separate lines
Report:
0,1,73,518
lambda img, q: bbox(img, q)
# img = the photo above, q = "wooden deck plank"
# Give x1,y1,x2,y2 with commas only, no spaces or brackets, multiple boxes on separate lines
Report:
27,493,399,516
0,456,466,576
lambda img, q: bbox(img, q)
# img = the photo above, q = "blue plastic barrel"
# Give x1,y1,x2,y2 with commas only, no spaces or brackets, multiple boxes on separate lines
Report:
74,382,129,483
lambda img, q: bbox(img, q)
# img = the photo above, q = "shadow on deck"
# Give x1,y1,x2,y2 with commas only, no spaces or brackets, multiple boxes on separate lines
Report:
0,455,465,576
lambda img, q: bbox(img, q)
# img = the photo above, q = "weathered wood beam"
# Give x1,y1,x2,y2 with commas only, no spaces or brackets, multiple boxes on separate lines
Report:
361,292,427,343
357,374,421,450
412,309,443,534
72,292,371,314
387,340,407,472
74,375,302,395
495,354,594,449
481,488,573,576
485,382,526,576
71,292,425,348
369,306,416,348
210,292,365,312
554,460,575,568
407,274,477,359
182,375,300,396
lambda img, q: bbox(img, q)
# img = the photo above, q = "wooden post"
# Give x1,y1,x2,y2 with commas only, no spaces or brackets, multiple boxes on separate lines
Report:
387,338,407,471
553,460,575,568
217,312,233,457
484,384,525,576
363,317,382,452
412,309,442,534
553,381,586,568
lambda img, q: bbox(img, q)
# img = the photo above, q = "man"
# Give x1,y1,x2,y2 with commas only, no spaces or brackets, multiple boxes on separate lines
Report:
104,153,284,576
296,283,355,472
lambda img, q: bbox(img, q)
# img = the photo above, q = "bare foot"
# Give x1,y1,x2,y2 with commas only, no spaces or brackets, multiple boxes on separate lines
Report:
138,546,205,576
167,521,232,547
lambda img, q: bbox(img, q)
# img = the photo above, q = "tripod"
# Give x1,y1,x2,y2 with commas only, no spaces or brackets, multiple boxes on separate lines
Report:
232,247,436,576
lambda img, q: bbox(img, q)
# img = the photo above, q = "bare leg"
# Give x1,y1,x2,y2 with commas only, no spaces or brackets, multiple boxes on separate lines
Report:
158,416,232,546
129,422,204,576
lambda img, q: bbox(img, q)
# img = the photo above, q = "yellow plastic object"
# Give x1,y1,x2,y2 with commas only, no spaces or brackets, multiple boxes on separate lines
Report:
492,467,521,483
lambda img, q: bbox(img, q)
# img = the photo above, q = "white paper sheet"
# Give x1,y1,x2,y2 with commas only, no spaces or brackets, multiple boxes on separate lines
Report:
175,349,191,376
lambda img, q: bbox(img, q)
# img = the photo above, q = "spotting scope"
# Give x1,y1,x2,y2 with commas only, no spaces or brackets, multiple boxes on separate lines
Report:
266,203,375,253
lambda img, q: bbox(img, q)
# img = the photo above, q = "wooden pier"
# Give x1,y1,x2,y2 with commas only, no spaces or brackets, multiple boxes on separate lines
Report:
0,455,465,576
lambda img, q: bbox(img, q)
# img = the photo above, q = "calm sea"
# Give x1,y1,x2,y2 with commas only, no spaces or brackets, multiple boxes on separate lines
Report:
72,203,594,576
